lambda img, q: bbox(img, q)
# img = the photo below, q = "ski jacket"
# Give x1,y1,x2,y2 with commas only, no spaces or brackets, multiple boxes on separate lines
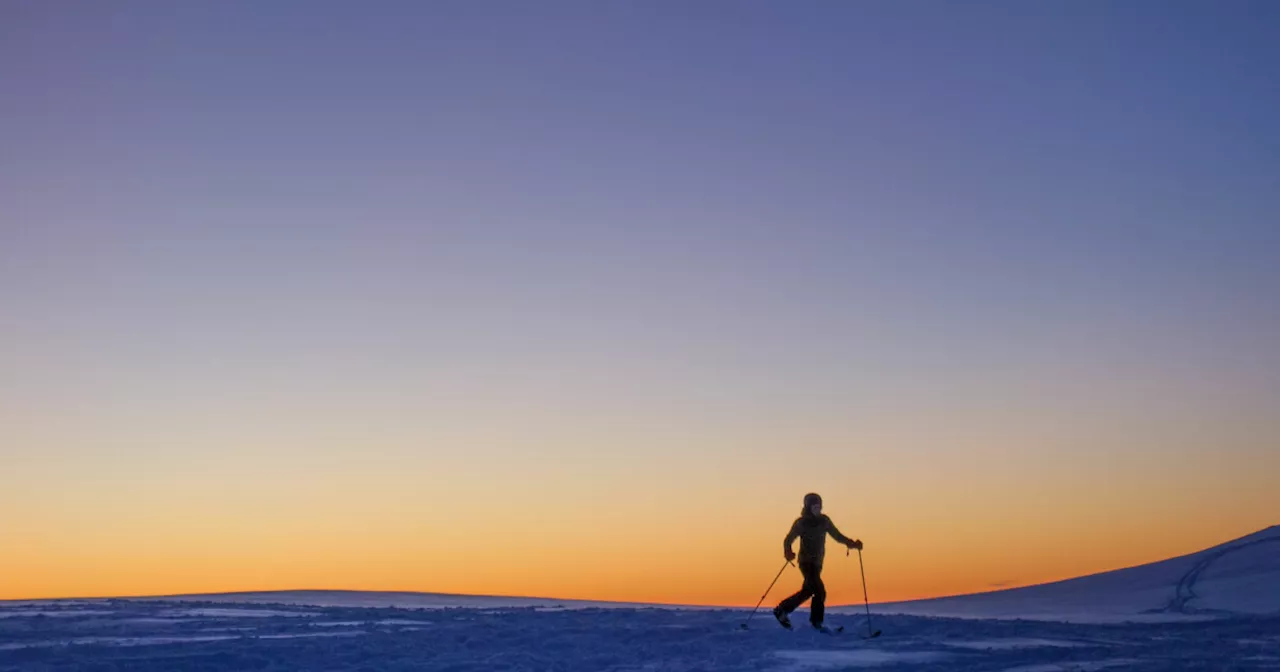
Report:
785,514,854,565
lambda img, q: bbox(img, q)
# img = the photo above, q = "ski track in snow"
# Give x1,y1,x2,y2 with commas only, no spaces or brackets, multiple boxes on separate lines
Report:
1167,536,1280,614
0,599,1276,671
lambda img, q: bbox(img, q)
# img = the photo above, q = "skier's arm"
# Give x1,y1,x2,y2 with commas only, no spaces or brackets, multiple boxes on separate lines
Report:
783,520,801,560
827,518,861,549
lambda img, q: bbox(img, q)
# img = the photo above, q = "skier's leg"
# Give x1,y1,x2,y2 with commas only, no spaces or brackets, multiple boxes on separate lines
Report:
781,562,819,613
777,580,814,615
809,567,827,627
780,560,818,612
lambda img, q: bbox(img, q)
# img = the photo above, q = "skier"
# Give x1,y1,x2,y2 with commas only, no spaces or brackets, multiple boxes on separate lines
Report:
773,492,862,631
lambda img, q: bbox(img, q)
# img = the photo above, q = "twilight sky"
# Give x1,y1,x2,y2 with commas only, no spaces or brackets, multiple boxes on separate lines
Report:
2,1,1278,605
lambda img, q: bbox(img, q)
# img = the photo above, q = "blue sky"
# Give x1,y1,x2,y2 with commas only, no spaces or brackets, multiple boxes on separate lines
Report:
2,1,1278,601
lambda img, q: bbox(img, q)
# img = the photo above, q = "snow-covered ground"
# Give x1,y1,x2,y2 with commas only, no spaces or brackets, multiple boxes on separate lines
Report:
1,599,1275,670
2,526,1275,670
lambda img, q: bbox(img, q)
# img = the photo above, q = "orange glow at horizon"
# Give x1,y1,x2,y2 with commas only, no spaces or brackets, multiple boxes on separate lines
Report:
4,343,1277,606
4,480,1274,606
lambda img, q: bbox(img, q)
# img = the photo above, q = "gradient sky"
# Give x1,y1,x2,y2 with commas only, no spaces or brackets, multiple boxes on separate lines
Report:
3,1,1278,606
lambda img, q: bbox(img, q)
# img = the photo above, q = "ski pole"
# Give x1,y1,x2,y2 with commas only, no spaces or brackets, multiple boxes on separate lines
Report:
740,560,792,629
857,548,881,638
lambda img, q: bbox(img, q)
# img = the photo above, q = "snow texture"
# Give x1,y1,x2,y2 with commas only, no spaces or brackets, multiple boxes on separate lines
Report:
0,600,1276,670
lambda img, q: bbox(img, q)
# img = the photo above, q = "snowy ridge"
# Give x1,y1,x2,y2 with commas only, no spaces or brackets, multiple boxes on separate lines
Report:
860,525,1280,622
127,589,713,611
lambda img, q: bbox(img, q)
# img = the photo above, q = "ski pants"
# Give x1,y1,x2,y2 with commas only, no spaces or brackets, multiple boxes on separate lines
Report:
777,560,825,625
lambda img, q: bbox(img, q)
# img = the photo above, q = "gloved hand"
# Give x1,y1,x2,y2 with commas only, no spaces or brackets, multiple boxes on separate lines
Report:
784,548,796,562
847,539,863,551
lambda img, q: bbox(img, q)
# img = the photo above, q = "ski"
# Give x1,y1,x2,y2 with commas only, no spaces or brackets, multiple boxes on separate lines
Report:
823,625,883,638
817,624,883,638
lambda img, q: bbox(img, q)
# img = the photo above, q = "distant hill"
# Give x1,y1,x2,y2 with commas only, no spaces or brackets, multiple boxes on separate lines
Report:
15,526,1275,625
860,525,1280,622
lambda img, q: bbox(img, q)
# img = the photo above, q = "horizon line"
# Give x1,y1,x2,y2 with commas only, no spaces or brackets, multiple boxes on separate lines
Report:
7,524,1274,607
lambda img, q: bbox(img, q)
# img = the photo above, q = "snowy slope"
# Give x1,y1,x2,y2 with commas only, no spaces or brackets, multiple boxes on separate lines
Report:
862,525,1280,622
